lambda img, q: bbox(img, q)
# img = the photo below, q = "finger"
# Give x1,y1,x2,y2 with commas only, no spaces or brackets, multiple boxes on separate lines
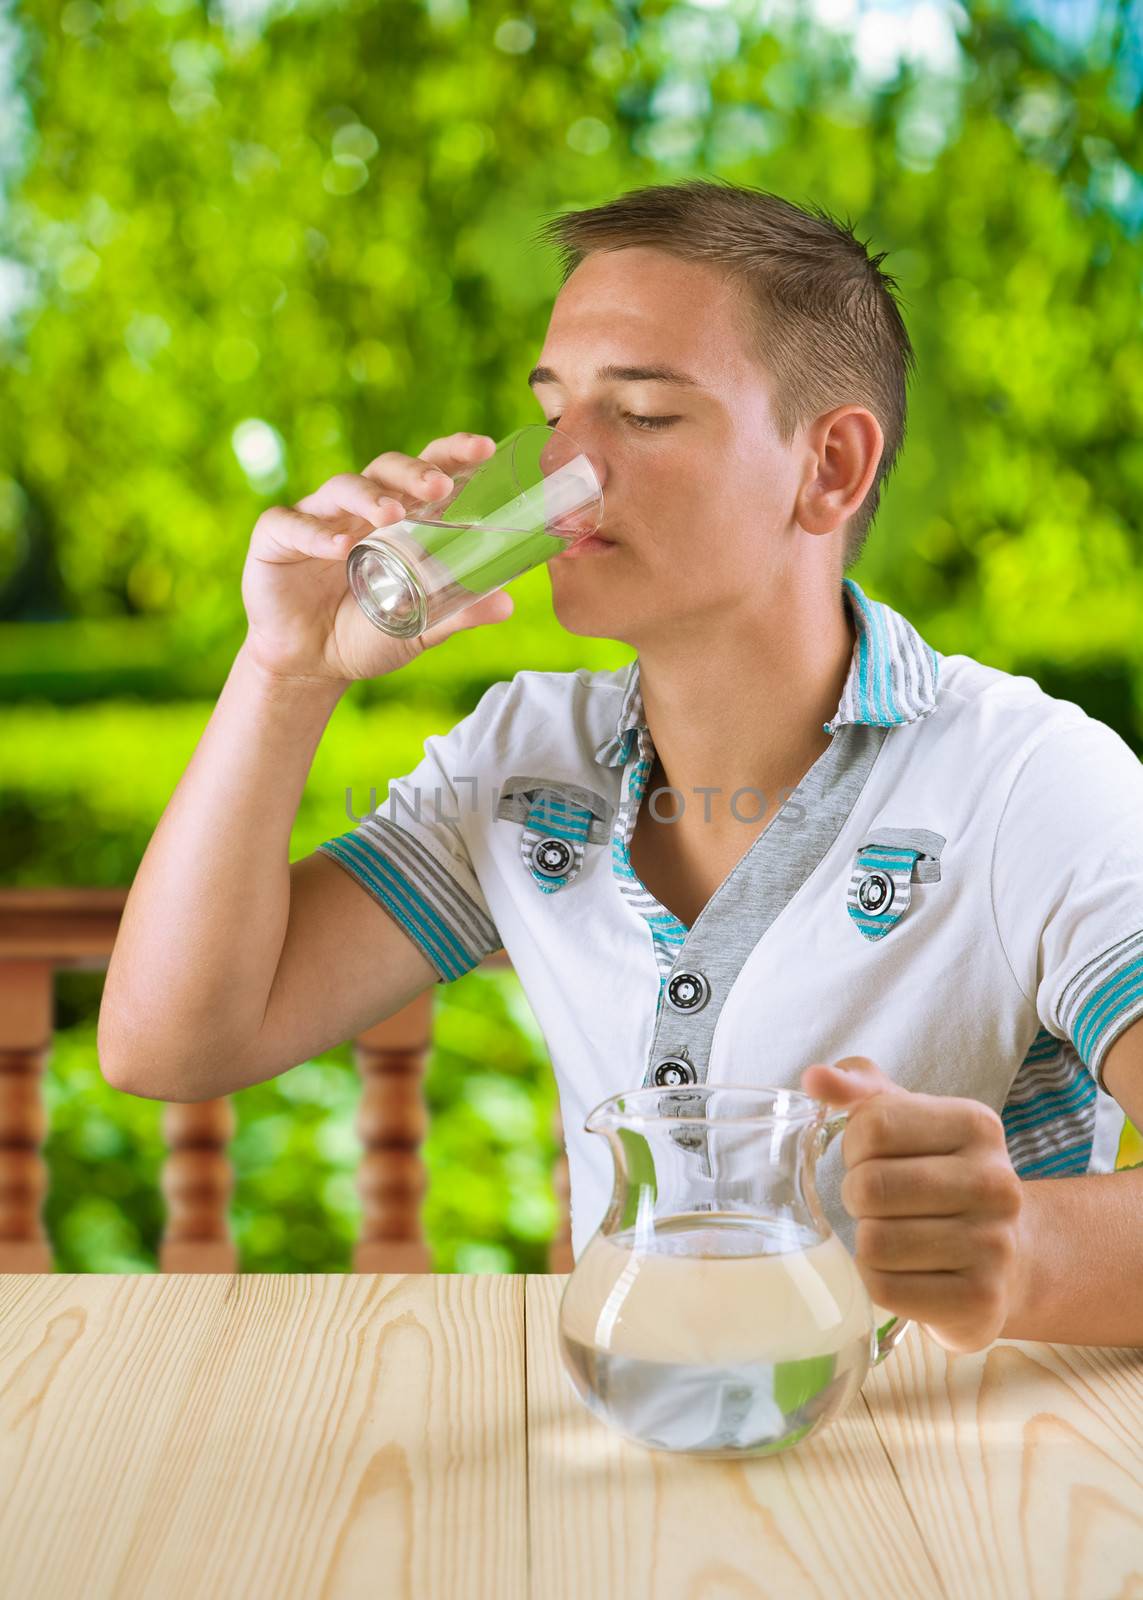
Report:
358,435,494,505
841,1094,986,1167
854,1264,989,1322
853,1261,1010,1352
840,1153,980,1218
856,1214,982,1273
293,472,407,525
254,504,396,565
359,453,454,504
397,431,500,499
802,1058,895,1112
417,432,497,470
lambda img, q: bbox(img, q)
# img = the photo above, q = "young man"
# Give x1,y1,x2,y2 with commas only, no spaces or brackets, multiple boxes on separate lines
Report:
100,181,1143,1353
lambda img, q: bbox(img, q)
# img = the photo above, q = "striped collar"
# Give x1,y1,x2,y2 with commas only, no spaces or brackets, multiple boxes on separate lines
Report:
592,577,941,768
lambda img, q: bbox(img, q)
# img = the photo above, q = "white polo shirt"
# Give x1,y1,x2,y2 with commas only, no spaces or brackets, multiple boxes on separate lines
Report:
319,577,1143,1262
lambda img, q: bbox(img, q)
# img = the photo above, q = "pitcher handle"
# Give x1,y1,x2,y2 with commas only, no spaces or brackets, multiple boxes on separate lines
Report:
820,1112,912,1367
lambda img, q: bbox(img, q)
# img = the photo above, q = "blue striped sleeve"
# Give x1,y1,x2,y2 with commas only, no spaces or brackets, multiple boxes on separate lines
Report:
992,717,1143,1095
317,685,508,983
319,817,501,983
1058,931,1143,1091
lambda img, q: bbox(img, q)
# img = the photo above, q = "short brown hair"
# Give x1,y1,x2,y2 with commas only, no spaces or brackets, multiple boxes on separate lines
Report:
532,178,915,570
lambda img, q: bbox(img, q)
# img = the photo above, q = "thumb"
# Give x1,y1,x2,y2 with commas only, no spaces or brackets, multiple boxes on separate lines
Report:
800,1054,900,1109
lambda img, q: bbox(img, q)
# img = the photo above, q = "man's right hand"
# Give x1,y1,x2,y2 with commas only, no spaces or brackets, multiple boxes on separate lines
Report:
240,431,512,687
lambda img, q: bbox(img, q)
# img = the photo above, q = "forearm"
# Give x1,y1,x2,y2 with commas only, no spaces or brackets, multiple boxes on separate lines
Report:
99,640,345,1085
1001,1166,1143,1346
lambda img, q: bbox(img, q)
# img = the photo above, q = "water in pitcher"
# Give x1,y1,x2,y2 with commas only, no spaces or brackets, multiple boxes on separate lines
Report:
559,1212,877,1458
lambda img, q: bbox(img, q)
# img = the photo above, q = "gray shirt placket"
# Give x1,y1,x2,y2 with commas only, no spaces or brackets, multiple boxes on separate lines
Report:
637,723,893,1132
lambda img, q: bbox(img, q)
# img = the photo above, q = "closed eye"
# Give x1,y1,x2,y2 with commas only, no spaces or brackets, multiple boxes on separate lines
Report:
544,414,678,432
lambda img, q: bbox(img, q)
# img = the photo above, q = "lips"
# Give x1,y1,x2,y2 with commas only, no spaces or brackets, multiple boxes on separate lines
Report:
551,508,614,543
554,531,619,560
567,528,616,549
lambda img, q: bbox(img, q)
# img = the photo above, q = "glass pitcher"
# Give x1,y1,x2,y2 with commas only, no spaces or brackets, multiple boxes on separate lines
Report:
557,1085,911,1460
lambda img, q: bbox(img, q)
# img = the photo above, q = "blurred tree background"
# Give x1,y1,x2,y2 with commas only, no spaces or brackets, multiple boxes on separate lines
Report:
2,0,1141,1272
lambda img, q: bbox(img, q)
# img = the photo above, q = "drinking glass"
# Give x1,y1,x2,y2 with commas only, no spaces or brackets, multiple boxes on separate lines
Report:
346,423,604,637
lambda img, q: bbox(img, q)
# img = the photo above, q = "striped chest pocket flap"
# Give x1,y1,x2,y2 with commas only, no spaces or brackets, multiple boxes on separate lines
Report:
846,827,946,942
496,775,614,894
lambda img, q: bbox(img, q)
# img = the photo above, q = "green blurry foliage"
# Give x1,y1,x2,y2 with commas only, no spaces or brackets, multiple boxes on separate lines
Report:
1,688,503,884
3,0,1141,680
4,0,1142,1268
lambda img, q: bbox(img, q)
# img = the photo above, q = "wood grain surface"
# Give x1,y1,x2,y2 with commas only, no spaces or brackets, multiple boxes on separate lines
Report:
1,1273,1140,1600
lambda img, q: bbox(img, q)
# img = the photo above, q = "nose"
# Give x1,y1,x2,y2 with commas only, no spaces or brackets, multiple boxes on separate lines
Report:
538,425,606,535
539,426,606,486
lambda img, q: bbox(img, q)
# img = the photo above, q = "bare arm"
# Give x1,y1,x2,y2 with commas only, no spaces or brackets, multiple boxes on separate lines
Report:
243,849,444,1093
98,645,440,1100
98,433,509,1100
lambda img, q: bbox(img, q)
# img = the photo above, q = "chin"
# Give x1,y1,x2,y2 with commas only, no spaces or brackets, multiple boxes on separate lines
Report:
548,589,623,638
550,606,617,640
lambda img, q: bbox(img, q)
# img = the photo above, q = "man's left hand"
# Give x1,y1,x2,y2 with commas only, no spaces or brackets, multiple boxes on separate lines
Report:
800,1055,1026,1354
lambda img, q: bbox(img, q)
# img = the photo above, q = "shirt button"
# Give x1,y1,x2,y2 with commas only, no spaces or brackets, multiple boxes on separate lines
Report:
530,837,573,878
652,1058,697,1087
857,870,894,914
665,970,710,1013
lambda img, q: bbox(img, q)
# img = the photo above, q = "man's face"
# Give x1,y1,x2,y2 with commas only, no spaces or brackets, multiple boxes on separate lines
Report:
530,246,804,646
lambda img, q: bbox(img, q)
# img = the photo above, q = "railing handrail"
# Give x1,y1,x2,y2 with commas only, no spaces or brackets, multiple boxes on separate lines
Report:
0,887,510,969
0,887,562,1274
0,886,129,962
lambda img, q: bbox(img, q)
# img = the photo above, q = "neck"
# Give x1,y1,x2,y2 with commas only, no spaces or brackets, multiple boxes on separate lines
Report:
633,572,855,832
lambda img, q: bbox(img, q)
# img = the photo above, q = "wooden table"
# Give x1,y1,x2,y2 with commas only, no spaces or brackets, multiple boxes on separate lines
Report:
2,1274,1141,1599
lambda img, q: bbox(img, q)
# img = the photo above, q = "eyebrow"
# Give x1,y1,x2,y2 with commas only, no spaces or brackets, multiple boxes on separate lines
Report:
527,362,709,393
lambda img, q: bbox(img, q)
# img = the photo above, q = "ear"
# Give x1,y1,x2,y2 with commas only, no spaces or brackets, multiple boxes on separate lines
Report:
796,405,884,536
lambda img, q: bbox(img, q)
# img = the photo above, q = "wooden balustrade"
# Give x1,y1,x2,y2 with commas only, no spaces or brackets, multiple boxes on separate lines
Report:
0,889,574,1275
